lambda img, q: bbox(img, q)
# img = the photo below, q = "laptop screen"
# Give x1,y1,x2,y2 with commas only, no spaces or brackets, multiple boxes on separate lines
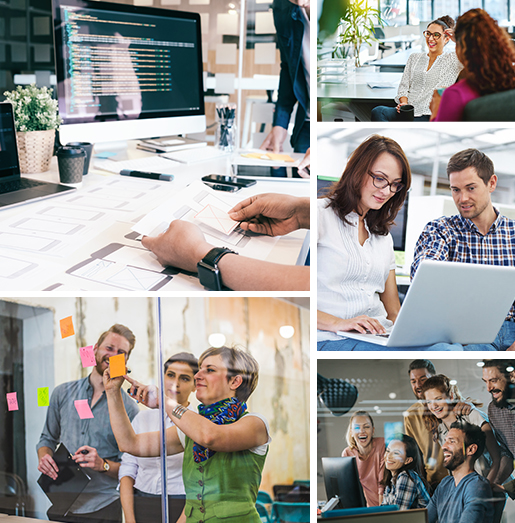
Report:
0,103,21,180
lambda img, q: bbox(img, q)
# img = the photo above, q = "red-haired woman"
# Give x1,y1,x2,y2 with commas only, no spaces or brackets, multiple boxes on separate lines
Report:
431,9,515,121
317,135,463,351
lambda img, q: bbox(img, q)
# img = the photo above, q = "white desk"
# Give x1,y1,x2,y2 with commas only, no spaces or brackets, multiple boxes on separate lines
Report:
380,34,419,50
317,71,401,102
1,146,309,291
369,48,417,71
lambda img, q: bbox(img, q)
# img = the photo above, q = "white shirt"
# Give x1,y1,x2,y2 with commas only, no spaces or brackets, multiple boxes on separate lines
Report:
176,412,271,456
396,52,462,117
317,199,396,342
118,407,194,495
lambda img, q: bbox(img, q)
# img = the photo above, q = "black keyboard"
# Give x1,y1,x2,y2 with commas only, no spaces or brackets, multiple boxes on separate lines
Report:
0,178,48,194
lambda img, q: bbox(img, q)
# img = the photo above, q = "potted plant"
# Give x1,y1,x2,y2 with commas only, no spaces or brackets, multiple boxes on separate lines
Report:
3,84,62,173
337,0,384,67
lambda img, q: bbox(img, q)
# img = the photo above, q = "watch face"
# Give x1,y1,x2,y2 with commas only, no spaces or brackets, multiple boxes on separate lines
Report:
197,261,222,291
104,461,110,471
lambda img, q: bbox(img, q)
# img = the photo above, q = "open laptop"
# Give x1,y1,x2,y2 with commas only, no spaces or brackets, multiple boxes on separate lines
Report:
338,260,515,347
0,102,75,208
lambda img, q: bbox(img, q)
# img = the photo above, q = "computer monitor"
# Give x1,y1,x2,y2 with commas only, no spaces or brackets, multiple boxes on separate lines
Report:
321,457,367,509
52,0,205,144
391,193,409,252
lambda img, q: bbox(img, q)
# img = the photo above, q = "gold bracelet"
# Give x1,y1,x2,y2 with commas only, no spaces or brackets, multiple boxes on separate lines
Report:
172,404,187,419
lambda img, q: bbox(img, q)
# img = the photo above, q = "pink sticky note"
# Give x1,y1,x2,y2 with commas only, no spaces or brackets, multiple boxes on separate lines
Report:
74,400,94,419
80,346,96,368
6,392,18,411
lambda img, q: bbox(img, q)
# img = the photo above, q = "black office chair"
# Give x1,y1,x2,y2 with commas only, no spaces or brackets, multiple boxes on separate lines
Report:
0,471,26,516
373,26,392,58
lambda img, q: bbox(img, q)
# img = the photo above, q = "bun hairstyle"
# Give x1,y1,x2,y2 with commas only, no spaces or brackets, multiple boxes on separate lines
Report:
428,15,455,31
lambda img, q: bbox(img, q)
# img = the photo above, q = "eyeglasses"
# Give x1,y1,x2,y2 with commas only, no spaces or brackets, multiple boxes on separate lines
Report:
423,30,442,40
368,172,405,193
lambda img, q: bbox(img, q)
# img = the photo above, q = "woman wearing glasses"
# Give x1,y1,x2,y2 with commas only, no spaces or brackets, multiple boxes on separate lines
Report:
317,135,462,351
371,16,462,122
431,9,515,121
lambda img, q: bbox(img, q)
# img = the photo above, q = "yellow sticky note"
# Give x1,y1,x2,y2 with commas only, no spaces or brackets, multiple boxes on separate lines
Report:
109,354,126,378
241,152,264,159
60,316,75,338
38,387,49,407
265,153,295,163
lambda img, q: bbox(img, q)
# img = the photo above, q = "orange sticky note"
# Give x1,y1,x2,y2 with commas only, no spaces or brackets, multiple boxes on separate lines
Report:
109,354,126,378
60,316,75,338
265,152,295,162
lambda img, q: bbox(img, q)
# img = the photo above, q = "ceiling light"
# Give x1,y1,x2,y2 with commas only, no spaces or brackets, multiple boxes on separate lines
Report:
279,325,295,339
208,333,226,348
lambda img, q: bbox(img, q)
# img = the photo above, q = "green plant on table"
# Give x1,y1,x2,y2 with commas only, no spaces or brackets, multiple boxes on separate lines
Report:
337,0,384,67
3,84,61,132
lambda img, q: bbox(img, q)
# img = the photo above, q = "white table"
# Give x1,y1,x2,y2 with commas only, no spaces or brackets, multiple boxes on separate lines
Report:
1,145,309,291
380,34,419,50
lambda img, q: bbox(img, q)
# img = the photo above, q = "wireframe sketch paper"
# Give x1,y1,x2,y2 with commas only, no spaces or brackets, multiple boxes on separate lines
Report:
194,204,239,234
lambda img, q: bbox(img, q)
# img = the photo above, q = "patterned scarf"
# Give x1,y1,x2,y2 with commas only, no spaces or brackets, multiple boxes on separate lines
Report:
193,397,247,462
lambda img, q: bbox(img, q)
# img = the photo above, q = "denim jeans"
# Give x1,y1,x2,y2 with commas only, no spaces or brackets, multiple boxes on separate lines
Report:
463,320,515,351
317,339,464,351
371,106,430,122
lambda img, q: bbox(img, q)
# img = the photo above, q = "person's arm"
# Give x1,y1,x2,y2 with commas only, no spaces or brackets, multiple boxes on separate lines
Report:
426,493,438,523
481,422,501,483
176,507,186,523
395,54,416,105
379,270,401,323
458,478,493,523
72,445,121,480
120,476,137,523
297,148,310,178
391,473,418,511
164,396,269,452
104,371,184,457
37,386,62,480
317,309,386,335
410,222,450,280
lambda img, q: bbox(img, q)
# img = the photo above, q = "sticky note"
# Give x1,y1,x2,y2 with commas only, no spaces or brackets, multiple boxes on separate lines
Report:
217,13,238,36
266,153,295,163
215,73,235,94
80,345,96,368
38,387,49,407
241,152,266,159
74,400,94,419
216,43,237,65
255,11,275,34
7,392,18,411
255,42,276,65
109,354,126,378
195,204,239,234
60,316,75,338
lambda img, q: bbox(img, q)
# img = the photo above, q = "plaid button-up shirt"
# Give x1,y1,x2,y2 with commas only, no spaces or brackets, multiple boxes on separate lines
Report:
411,210,515,320
488,400,515,459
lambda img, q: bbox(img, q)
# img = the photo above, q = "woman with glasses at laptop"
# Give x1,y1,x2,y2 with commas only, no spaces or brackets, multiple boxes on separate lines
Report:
430,9,515,121
342,411,385,506
420,374,510,484
371,16,462,122
317,134,463,351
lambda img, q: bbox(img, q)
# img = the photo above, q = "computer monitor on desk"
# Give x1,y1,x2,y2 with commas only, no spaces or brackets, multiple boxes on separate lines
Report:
53,0,205,144
322,457,367,510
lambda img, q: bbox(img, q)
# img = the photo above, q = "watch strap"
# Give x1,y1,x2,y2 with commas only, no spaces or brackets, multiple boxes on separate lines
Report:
202,247,237,267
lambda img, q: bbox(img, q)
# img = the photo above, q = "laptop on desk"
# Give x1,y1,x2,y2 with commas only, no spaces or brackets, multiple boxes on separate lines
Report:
0,102,75,208
338,260,515,347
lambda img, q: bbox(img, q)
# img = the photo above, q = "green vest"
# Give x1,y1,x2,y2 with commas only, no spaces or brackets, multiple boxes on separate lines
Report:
182,432,267,522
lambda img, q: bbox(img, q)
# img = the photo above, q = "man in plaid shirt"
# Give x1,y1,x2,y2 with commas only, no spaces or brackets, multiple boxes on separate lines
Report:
411,148,515,351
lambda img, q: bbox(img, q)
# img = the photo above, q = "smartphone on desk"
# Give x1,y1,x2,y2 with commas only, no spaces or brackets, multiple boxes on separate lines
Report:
202,175,256,188
203,182,240,192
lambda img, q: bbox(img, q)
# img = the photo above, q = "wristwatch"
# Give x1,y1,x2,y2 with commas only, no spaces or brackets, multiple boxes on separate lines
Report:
197,247,238,291
102,459,110,472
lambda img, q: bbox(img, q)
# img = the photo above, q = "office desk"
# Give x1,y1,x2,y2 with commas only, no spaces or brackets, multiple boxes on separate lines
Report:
380,34,419,50
318,72,401,121
0,147,309,291
369,48,417,72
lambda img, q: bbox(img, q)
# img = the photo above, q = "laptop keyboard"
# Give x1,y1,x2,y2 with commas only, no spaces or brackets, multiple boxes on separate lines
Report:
0,178,48,194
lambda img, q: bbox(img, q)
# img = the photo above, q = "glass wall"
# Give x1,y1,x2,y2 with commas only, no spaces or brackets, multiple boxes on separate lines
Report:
0,296,309,521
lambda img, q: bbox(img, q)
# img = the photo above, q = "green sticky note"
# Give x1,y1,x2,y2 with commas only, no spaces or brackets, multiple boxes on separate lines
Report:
38,387,49,407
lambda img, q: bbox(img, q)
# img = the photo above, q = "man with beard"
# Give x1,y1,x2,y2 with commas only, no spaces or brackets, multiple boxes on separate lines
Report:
411,149,515,351
482,360,515,460
37,324,139,523
404,359,448,488
427,421,494,523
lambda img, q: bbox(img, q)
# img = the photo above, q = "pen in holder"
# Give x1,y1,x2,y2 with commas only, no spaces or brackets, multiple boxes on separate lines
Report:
215,103,237,152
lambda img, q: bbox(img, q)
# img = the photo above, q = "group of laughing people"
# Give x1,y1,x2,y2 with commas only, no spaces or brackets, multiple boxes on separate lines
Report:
342,359,515,523
317,132,515,351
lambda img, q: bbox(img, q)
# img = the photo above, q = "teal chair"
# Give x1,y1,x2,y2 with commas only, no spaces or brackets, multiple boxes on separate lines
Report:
256,500,272,523
271,501,310,523
257,490,273,504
